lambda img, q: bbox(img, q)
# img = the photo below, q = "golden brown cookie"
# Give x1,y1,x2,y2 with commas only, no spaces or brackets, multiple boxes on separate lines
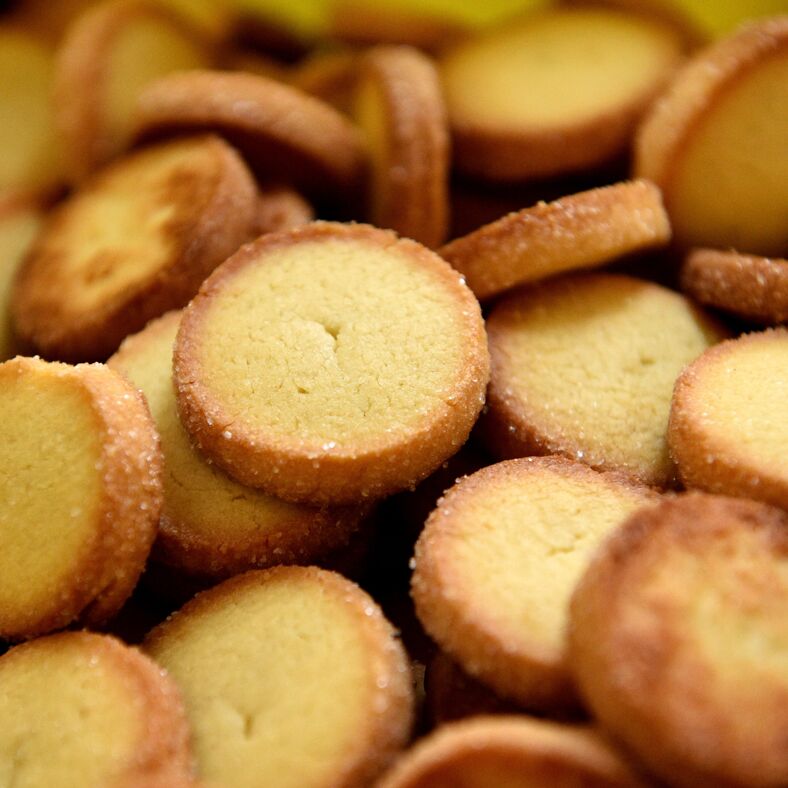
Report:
13,134,257,361
109,310,368,581
252,183,314,237
355,46,449,248
173,221,489,505
53,0,211,181
377,715,646,788
133,69,366,198
439,7,683,181
0,356,162,640
145,566,414,788
669,327,788,509
0,631,195,786
680,248,788,325
440,179,671,300
568,492,788,787
412,456,656,710
635,16,788,256
483,273,725,487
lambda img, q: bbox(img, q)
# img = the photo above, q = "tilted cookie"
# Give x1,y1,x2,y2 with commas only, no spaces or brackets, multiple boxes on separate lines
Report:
173,222,489,505
568,493,788,787
669,327,788,509
13,134,257,361
145,566,414,788
0,356,161,639
440,179,670,300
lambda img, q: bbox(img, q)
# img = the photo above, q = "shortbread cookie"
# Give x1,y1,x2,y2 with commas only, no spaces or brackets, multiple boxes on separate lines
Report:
0,356,161,639
669,328,788,508
109,310,367,580
0,631,194,787
133,70,365,197
440,179,670,300
253,184,314,237
635,16,788,256
681,248,788,325
568,493,788,788
13,134,257,361
145,566,414,788
173,222,489,504
412,457,656,710
355,46,449,248
0,202,43,361
54,0,210,181
483,273,725,487
440,7,683,181
377,715,646,788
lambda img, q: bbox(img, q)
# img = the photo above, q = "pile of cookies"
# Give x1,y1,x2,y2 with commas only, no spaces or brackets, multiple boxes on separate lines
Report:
0,0,785,785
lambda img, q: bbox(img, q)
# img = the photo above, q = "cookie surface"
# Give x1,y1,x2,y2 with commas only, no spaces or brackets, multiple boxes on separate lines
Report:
0,356,162,639
173,221,489,504
13,134,257,361
145,566,413,788
568,493,788,787
669,328,788,509
483,273,725,487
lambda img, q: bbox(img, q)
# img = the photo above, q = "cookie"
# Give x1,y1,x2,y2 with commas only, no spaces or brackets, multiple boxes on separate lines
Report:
173,221,489,504
440,179,670,300
680,248,788,325
109,310,368,581
355,45,449,248
412,457,656,710
253,184,314,236
568,492,788,787
145,566,414,788
669,327,788,509
483,273,725,487
0,356,161,639
13,134,257,361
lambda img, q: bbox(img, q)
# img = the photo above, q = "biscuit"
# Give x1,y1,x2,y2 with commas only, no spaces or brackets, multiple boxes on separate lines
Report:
680,248,788,325
669,327,788,509
440,179,671,300
412,456,656,710
568,492,788,787
0,356,161,640
173,221,489,505
13,134,257,362
133,69,366,198
355,46,450,248
145,566,414,788
635,16,788,256
0,631,194,786
439,7,683,181
483,273,725,487
377,715,646,788
109,310,368,581
253,183,314,237
53,0,210,182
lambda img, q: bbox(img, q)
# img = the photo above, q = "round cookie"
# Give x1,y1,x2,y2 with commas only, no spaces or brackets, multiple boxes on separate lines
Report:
144,566,414,788
13,134,257,361
568,493,788,788
439,179,671,301
253,184,314,237
483,273,725,487
0,631,194,786
439,7,683,182
355,45,449,248
669,328,788,509
377,715,646,788
53,0,210,182
173,221,489,505
680,248,788,325
109,310,368,581
0,356,162,639
411,456,656,710
132,69,365,198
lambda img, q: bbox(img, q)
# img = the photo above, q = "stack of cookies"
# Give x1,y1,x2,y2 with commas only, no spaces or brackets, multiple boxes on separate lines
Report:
0,1,785,785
